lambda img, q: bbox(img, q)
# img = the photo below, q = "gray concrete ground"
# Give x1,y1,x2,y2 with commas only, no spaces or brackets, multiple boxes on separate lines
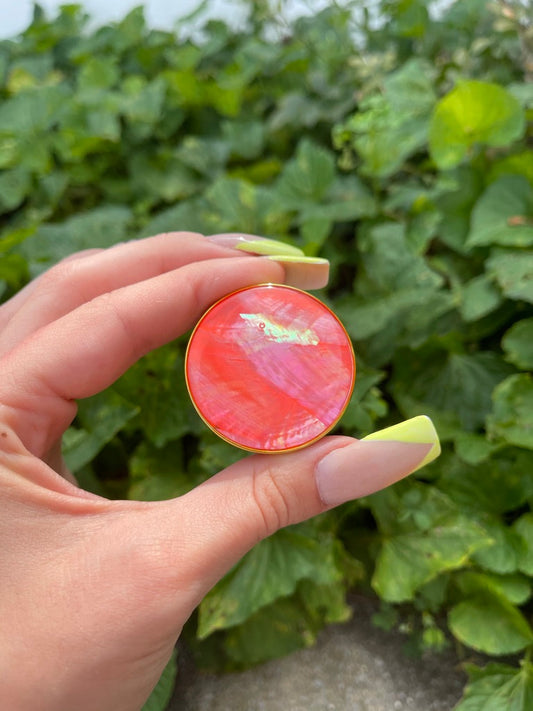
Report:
170,596,466,711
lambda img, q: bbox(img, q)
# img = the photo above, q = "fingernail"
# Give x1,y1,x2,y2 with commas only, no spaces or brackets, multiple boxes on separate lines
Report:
315,416,441,507
265,255,330,290
361,415,441,469
206,233,304,257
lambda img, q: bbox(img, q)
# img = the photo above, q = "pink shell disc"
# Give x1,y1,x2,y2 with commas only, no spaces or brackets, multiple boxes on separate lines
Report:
185,284,356,453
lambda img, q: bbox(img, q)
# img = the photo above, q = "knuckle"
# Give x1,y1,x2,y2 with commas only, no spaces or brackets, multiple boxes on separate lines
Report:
40,261,78,290
95,291,146,360
96,292,130,335
250,462,292,537
38,260,88,301
37,250,104,301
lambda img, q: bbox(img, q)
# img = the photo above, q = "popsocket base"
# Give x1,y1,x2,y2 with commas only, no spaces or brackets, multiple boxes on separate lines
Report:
185,284,355,453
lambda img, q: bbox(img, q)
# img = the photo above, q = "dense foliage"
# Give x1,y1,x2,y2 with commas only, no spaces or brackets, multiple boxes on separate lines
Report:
1,1,532,708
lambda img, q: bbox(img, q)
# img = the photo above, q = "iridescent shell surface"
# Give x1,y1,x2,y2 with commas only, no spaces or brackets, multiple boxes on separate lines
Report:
185,284,356,453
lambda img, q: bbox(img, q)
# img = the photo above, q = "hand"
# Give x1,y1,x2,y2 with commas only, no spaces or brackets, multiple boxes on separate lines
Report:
0,232,437,711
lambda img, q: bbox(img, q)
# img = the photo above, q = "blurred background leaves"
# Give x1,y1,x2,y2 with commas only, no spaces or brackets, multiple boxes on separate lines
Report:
1,1,533,708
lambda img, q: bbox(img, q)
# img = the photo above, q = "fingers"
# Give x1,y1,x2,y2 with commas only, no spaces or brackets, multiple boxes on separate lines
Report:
0,256,284,456
0,233,239,356
140,433,434,611
0,233,330,355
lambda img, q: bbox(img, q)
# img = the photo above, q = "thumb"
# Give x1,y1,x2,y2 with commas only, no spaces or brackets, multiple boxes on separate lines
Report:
148,416,440,607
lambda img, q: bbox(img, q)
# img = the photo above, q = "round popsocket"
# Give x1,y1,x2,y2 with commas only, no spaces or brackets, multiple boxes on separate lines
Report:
185,284,356,453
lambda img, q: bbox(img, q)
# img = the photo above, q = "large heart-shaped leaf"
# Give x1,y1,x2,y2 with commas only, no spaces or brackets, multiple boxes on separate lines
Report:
429,81,525,169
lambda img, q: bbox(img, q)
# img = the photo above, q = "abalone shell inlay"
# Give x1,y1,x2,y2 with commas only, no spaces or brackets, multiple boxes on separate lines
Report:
185,284,356,452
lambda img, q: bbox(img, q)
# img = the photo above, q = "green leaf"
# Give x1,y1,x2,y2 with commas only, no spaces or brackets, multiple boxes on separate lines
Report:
488,374,533,449
509,82,533,108
454,432,503,465
176,136,229,177
0,253,28,293
63,389,140,473
455,661,533,711
115,346,200,448
471,518,527,575
370,485,491,602
437,450,533,516
341,364,388,435
435,165,484,253
298,579,353,625
337,222,453,352
270,92,323,131
198,525,341,638
0,167,32,213
356,222,443,294
203,177,288,236
385,0,429,38
335,58,435,178
140,198,209,237
337,288,425,341
204,176,262,232
429,81,525,169
0,85,68,170
0,86,69,136
128,441,194,502
455,570,531,607
301,174,377,223
128,153,198,204
163,66,243,116
489,150,533,189
449,592,533,655
466,176,533,249
17,206,132,276
222,119,264,160
196,433,245,477
141,649,178,711
392,349,514,432
502,318,533,370
513,514,533,576
121,76,167,127
223,568,356,668
275,139,335,208
486,249,533,304
78,56,120,91
224,596,318,666
373,515,490,602
459,274,503,322
407,207,441,253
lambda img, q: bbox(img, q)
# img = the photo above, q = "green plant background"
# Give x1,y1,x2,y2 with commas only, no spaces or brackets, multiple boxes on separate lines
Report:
1,1,532,708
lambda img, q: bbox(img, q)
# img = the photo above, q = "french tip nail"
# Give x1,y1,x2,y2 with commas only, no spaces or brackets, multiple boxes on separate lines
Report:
314,416,441,507
362,415,441,471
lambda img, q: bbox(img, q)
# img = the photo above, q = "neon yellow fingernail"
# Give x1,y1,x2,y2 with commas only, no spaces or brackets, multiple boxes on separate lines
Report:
234,238,305,257
362,415,441,472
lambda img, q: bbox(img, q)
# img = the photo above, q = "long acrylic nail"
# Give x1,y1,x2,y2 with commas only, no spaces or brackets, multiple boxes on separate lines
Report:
206,233,304,257
361,415,440,470
265,255,329,290
315,416,440,507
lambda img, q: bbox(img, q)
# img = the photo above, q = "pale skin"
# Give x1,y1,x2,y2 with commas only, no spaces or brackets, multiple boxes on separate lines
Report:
0,233,431,710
